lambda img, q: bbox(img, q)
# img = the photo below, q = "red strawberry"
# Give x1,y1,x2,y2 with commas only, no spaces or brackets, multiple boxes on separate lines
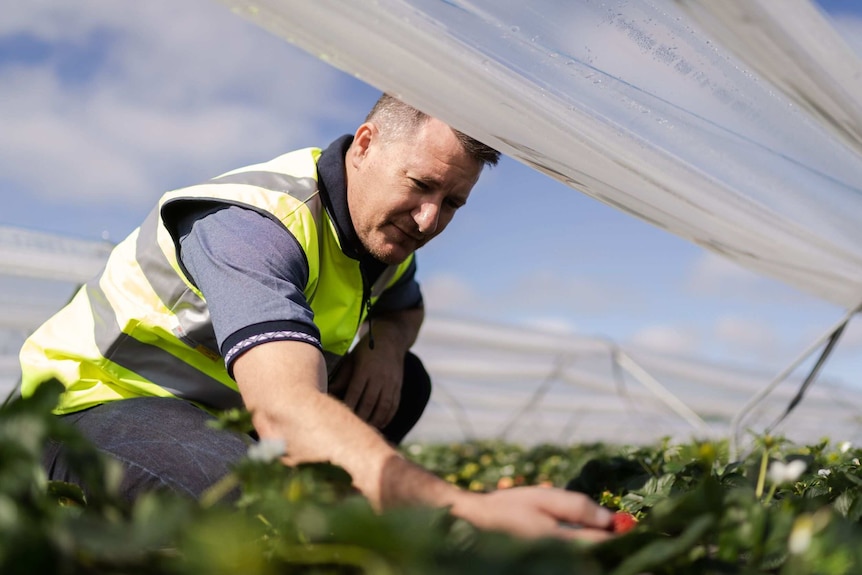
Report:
612,511,638,534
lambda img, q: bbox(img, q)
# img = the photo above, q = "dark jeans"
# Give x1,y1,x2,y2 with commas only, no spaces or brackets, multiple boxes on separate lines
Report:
42,352,431,503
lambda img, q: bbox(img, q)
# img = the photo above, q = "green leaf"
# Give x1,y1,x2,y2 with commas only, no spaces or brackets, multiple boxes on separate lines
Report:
207,407,255,435
565,456,652,499
609,514,716,575
46,481,87,508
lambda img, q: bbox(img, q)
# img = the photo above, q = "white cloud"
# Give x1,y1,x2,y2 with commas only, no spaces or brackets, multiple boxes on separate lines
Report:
0,1,129,39
629,325,701,356
420,265,636,322
686,252,764,293
684,251,818,307
519,316,579,335
0,0,363,209
420,273,479,313
713,315,780,359
628,316,783,365
512,269,636,315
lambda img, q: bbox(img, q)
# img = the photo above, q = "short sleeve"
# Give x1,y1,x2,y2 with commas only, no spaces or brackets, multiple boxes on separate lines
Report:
174,204,322,372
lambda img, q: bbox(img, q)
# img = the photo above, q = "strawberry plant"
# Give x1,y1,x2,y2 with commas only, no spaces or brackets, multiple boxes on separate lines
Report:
1,381,861,574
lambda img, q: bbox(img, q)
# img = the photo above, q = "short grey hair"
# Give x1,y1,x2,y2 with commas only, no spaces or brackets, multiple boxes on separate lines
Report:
365,94,501,167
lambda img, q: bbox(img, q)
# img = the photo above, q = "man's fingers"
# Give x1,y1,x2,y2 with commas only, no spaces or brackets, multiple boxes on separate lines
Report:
342,377,396,429
369,392,397,429
355,383,379,422
555,526,614,542
343,377,366,410
537,489,614,530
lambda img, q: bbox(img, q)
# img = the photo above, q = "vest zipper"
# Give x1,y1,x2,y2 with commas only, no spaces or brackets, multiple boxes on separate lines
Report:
366,294,375,350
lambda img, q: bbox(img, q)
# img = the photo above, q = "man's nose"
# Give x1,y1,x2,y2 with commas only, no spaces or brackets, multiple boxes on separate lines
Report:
414,201,440,235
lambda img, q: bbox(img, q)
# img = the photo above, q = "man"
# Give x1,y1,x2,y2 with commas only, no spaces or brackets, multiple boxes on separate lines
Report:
20,94,613,541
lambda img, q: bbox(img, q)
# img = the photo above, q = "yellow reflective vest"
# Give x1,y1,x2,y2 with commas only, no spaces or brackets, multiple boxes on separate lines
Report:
19,147,414,413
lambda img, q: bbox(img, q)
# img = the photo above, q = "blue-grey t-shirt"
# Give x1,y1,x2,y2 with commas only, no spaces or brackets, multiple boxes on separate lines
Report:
170,137,423,375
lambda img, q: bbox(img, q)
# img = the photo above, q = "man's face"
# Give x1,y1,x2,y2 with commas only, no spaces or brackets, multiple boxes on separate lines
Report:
346,117,483,265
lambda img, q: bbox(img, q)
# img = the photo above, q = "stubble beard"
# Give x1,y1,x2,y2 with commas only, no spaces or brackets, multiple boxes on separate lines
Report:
362,226,415,265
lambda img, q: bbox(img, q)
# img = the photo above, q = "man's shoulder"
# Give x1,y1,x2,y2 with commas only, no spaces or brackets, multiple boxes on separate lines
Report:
220,147,324,178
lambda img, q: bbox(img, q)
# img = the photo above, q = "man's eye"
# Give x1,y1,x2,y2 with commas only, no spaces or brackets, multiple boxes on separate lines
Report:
411,178,429,191
445,199,464,209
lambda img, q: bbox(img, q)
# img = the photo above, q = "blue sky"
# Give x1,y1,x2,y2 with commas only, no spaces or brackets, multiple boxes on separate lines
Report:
2,1,862,390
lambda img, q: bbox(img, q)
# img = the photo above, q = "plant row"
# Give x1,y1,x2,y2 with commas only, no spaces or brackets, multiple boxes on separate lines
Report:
1,382,861,574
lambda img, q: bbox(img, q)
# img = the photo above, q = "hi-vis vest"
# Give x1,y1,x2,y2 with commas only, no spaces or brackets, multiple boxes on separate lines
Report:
19,147,413,414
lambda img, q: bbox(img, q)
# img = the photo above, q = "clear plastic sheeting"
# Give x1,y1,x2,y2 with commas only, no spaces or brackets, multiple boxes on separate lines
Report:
0,226,112,397
217,0,862,309
409,316,862,446
675,0,862,162
0,225,113,284
3,224,861,446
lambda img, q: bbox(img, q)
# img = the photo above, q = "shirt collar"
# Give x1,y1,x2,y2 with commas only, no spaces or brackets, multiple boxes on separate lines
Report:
317,135,387,278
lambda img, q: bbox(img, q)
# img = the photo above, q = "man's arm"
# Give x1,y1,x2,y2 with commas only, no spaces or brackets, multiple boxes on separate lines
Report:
332,255,425,428
233,339,614,541
235,337,446,507
173,204,613,539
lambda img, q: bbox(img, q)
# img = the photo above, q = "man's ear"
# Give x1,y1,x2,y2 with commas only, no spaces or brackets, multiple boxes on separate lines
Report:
349,122,377,168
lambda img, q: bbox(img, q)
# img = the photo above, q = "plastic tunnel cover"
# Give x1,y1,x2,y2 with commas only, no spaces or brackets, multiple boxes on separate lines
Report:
216,0,862,308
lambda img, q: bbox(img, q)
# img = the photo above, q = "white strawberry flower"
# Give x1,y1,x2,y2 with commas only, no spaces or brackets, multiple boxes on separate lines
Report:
839,441,852,453
767,459,807,484
248,438,287,462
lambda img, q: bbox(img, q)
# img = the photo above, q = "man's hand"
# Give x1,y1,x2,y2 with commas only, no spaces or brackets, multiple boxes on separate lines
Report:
331,339,405,429
329,307,424,430
450,487,615,542
235,341,612,543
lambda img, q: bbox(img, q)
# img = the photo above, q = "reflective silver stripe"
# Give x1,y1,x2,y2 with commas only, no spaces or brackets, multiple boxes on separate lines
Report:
371,266,401,299
137,207,184,304
210,170,317,198
210,171,322,221
141,171,323,345
136,207,220,354
211,170,318,199
84,169,326,409
87,278,243,410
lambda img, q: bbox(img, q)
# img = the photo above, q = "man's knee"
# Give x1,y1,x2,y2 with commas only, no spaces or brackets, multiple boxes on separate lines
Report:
46,397,249,503
402,351,432,414
380,352,432,444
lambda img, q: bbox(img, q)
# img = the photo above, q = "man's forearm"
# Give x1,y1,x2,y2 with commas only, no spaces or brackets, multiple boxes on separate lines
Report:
233,339,615,542
232,338,464,510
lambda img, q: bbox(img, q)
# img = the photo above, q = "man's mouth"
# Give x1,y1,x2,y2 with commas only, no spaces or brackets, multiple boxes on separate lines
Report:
392,224,424,243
